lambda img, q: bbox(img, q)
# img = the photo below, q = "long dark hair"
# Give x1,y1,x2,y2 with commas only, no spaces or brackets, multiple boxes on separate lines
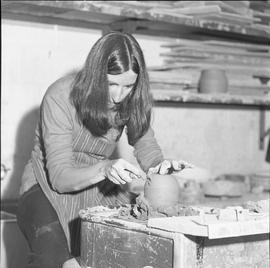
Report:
70,31,152,145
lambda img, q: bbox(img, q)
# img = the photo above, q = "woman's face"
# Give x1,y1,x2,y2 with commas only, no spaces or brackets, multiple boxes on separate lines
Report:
107,69,137,105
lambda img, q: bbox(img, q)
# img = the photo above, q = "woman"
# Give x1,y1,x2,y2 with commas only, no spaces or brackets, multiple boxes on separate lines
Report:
17,31,192,268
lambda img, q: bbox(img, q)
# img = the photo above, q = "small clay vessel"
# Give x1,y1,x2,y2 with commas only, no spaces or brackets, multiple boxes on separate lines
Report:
198,69,228,93
144,174,180,209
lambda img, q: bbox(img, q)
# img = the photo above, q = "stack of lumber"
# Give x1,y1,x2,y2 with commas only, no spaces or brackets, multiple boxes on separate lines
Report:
89,1,270,31
87,1,270,96
148,38,270,95
142,0,269,30
250,0,270,31
148,1,257,25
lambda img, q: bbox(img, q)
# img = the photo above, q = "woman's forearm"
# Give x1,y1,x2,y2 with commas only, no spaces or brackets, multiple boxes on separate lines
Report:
52,160,110,193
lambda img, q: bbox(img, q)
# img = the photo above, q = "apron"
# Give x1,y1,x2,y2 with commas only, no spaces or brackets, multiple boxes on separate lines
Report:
33,125,133,255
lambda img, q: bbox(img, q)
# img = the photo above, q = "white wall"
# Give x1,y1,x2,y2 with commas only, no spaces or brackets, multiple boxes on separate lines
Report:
1,19,269,199
1,20,102,199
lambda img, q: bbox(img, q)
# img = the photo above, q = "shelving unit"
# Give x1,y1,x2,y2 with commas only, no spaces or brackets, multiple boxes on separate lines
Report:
2,1,270,42
1,0,270,108
2,1,270,148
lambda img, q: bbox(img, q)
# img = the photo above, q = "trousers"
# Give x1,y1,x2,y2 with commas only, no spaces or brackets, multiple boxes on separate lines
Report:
17,184,71,268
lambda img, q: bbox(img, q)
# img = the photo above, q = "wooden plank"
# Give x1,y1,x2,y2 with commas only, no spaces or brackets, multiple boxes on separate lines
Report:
202,39,270,50
149,5,222,16
148,216,209,237
205,1,252,16
147,215,270,239
1,1,124,25
152,61,270,74
150,82,197,92
2,1,270,41
170,46,270,56
162,49,270,60
149,71,270,93
151,88,270,107
205,218,270,239
101,1,172,9
249,23,270,33
172,1,206,8
161,52,270,66
161,39,270,52
194,11,261,25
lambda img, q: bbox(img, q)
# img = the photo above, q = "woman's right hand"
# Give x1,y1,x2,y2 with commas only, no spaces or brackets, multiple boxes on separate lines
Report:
102,159,145,185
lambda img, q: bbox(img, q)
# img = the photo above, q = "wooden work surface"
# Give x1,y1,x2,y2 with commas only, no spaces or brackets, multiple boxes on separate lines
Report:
80,196,270,268
80,193,270,240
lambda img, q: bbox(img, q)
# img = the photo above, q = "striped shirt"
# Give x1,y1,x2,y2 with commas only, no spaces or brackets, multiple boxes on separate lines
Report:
19,74,164,250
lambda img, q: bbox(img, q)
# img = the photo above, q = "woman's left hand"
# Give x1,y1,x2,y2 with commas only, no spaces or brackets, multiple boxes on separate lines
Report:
148,159,194,175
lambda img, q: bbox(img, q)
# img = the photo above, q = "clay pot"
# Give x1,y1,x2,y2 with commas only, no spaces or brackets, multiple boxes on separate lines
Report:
144,174,180,209
198,69,228,93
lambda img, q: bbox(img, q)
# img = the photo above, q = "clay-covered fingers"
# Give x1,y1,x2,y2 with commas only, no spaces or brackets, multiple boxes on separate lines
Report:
121,160,146,180
148,159,195,176
148,160,171,175
106,159,144,184
159,160,172,175
115,168,132,183
172,160,195,171
108,167,126,184
148,165,160,175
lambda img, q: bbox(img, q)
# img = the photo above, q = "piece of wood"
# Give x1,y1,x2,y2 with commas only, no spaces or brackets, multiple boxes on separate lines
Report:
81,221,174,268
159,61,270,74
162,51,270,63
161,38,270,51
151,88,270,107
170,46,270,57
249,23,270,33
147,214,270,239
105,1,173,9
205,1,252,16
161,52,270,66
148,216,208,237
157,5,222,15
172,1,206,8
2,0,270,40
150,82,197,91
147,7,193,18
195,11,261,25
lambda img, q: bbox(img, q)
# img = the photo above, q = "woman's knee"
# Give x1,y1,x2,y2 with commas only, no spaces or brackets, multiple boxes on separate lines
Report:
27,221,70,268
62,258,81,268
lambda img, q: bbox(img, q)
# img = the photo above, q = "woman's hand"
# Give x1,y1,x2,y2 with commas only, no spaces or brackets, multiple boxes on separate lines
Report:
102,159,146,185
148,159,194,175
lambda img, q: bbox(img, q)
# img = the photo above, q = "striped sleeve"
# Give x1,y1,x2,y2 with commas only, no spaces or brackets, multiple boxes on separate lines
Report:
132,127,164,173
41,93,74,189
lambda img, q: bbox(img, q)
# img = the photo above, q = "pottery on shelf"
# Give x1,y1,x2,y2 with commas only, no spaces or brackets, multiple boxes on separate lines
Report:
144,174,180,209
198,69,228,94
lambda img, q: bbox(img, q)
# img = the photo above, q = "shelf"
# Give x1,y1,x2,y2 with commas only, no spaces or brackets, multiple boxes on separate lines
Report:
151,89,270,108
1,1,270,43
2,1,269,151
2,0,269,109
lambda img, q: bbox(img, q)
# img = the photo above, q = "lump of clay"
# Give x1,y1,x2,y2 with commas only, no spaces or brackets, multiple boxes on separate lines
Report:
144,174,180,209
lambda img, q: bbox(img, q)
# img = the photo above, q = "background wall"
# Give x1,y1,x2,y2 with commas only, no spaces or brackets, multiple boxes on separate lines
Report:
1,19,269,200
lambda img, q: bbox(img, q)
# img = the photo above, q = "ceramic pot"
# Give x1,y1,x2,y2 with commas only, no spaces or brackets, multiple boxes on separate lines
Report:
144,174,180,209
198,69,228,93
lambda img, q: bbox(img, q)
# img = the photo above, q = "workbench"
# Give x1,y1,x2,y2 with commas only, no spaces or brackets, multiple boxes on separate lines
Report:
79,202,269,268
